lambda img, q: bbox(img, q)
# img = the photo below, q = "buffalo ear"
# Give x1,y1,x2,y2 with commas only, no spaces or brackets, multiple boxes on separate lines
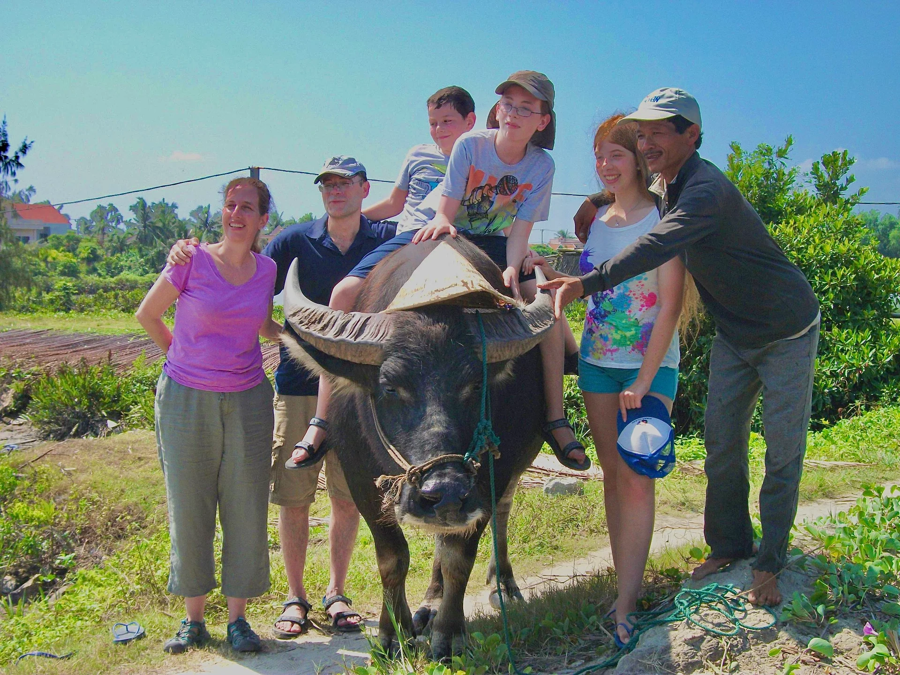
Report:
282,336,378,391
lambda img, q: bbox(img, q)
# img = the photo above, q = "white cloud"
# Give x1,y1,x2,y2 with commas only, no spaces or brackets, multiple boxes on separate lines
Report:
797,158,814,173
163,151,204,162
857,157,900,171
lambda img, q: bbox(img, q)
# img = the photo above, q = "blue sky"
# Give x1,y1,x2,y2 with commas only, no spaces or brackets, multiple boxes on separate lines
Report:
4,1,899,242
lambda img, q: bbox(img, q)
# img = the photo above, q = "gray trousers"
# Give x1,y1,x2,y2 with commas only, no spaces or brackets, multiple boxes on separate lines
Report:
703,323,819,573
155,373,273,598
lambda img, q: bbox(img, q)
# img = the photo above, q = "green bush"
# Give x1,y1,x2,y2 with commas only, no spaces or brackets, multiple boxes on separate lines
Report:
672,140,900,436
9,272,157,314
26,357,161,439
0,362,40,418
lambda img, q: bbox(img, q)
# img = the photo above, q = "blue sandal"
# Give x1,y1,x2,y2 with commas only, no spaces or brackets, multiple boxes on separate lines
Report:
112,621,146,644
285,417,330,470
613,621,634,649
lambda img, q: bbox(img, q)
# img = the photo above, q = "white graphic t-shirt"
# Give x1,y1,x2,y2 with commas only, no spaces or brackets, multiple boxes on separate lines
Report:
440,129,554,235
579,205,680,369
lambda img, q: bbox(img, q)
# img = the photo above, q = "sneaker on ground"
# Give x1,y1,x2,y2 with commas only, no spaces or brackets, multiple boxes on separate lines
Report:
227,617,262,652
163,619,210,654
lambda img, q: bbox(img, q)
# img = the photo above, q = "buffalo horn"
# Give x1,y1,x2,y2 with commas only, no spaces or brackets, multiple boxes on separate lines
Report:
283,259,392,365
473,266,557,363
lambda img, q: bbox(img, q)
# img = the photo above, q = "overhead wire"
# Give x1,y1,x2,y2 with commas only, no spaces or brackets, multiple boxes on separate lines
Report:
2,164,896,222
0,167,249,219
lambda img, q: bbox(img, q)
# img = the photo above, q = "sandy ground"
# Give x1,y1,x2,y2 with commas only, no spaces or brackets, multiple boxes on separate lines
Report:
162,484,865,675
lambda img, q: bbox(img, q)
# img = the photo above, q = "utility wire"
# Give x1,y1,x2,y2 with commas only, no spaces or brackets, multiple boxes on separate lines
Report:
3,164,897,221
259,166,395,185
1,167,248,218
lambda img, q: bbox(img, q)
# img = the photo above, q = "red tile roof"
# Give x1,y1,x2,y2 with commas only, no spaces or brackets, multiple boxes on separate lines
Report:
12,203,70,225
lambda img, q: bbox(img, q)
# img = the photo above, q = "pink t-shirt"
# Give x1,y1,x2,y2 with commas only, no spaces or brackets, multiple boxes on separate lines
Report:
161,244,277,392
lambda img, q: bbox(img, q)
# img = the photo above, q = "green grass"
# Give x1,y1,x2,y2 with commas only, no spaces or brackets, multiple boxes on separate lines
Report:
3,405,900,673
0,311,153,335
0,307,282,336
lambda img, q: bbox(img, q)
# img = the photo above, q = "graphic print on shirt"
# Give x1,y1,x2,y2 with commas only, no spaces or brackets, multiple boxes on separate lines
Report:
460,166,533,234
408,161,448,203
578,248,659,360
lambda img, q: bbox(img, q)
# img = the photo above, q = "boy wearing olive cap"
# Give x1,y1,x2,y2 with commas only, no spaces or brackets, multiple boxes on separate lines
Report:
414,71,590,472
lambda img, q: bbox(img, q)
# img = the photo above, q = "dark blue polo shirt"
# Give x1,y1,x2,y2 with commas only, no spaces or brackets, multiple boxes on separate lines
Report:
263,215,397,396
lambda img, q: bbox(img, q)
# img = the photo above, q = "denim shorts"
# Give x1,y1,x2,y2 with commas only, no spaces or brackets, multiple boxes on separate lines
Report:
347,230,418,279
347,229,535,282
578,361,678,399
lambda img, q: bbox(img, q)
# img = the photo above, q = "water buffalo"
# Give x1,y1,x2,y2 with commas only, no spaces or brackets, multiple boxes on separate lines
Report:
282,235,553,658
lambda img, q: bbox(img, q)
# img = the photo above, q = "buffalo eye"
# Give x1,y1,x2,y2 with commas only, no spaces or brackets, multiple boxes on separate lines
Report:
379,378,403,398
461,382,482,399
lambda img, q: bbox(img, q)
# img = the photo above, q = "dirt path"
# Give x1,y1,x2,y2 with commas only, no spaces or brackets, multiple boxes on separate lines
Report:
163,488,866,675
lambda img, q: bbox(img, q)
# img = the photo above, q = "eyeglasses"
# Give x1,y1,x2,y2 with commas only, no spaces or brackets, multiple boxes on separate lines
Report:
318,178,363,193
498,101,542,118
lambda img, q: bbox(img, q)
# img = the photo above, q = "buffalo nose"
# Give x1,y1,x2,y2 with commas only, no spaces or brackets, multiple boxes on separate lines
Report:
417,483,470,516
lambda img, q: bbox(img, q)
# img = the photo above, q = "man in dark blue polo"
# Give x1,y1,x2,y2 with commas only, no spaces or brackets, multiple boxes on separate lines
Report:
544,89,819,608
264,157,395,636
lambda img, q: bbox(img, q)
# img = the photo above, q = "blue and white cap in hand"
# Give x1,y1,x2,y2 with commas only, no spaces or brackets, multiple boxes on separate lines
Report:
616,395,676,479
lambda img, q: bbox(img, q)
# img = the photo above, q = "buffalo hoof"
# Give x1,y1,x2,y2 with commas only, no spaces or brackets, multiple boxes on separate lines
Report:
412,606,437,634
377,634,417,661
488,586,524,610
430,630,462,662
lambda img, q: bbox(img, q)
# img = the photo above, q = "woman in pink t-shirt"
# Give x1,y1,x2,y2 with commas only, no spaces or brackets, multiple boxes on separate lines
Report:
137,178,282,655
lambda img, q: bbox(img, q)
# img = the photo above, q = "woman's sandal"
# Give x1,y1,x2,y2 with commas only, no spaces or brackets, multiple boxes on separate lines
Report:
284,417,330,470
541,418,591,471
613,621,635,649
323,594,363,633
272,596,312,639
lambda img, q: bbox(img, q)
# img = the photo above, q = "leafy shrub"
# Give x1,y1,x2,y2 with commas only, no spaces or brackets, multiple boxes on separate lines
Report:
9,271,157,313
27,360,130,439
26,356,161,439
673,140,900,435
0,362,40,418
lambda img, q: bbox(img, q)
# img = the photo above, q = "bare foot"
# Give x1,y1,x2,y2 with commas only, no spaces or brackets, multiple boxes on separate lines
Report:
748,570,781,606
691,557,737,580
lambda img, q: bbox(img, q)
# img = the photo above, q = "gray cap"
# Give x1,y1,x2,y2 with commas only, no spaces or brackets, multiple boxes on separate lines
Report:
314,156,367,183
488,70,556,150
621,87,702,129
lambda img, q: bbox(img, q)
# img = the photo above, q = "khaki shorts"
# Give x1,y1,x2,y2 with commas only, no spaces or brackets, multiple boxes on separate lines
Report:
269,393,352,508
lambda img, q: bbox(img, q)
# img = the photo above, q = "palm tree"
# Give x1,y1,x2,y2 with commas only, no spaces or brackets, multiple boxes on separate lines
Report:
189,205,221,242
555,228,573,240
87,204,123,246
0,116,32,197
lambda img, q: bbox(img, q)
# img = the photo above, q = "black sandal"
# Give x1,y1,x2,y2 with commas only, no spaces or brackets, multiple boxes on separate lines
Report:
272,596,312,639
542,418,591,471
284,417,330,470
323,594,363,633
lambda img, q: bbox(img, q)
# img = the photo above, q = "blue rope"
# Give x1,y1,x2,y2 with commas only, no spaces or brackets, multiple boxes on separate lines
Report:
463,312,500,465
465,311,524,674
465,315,778,675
